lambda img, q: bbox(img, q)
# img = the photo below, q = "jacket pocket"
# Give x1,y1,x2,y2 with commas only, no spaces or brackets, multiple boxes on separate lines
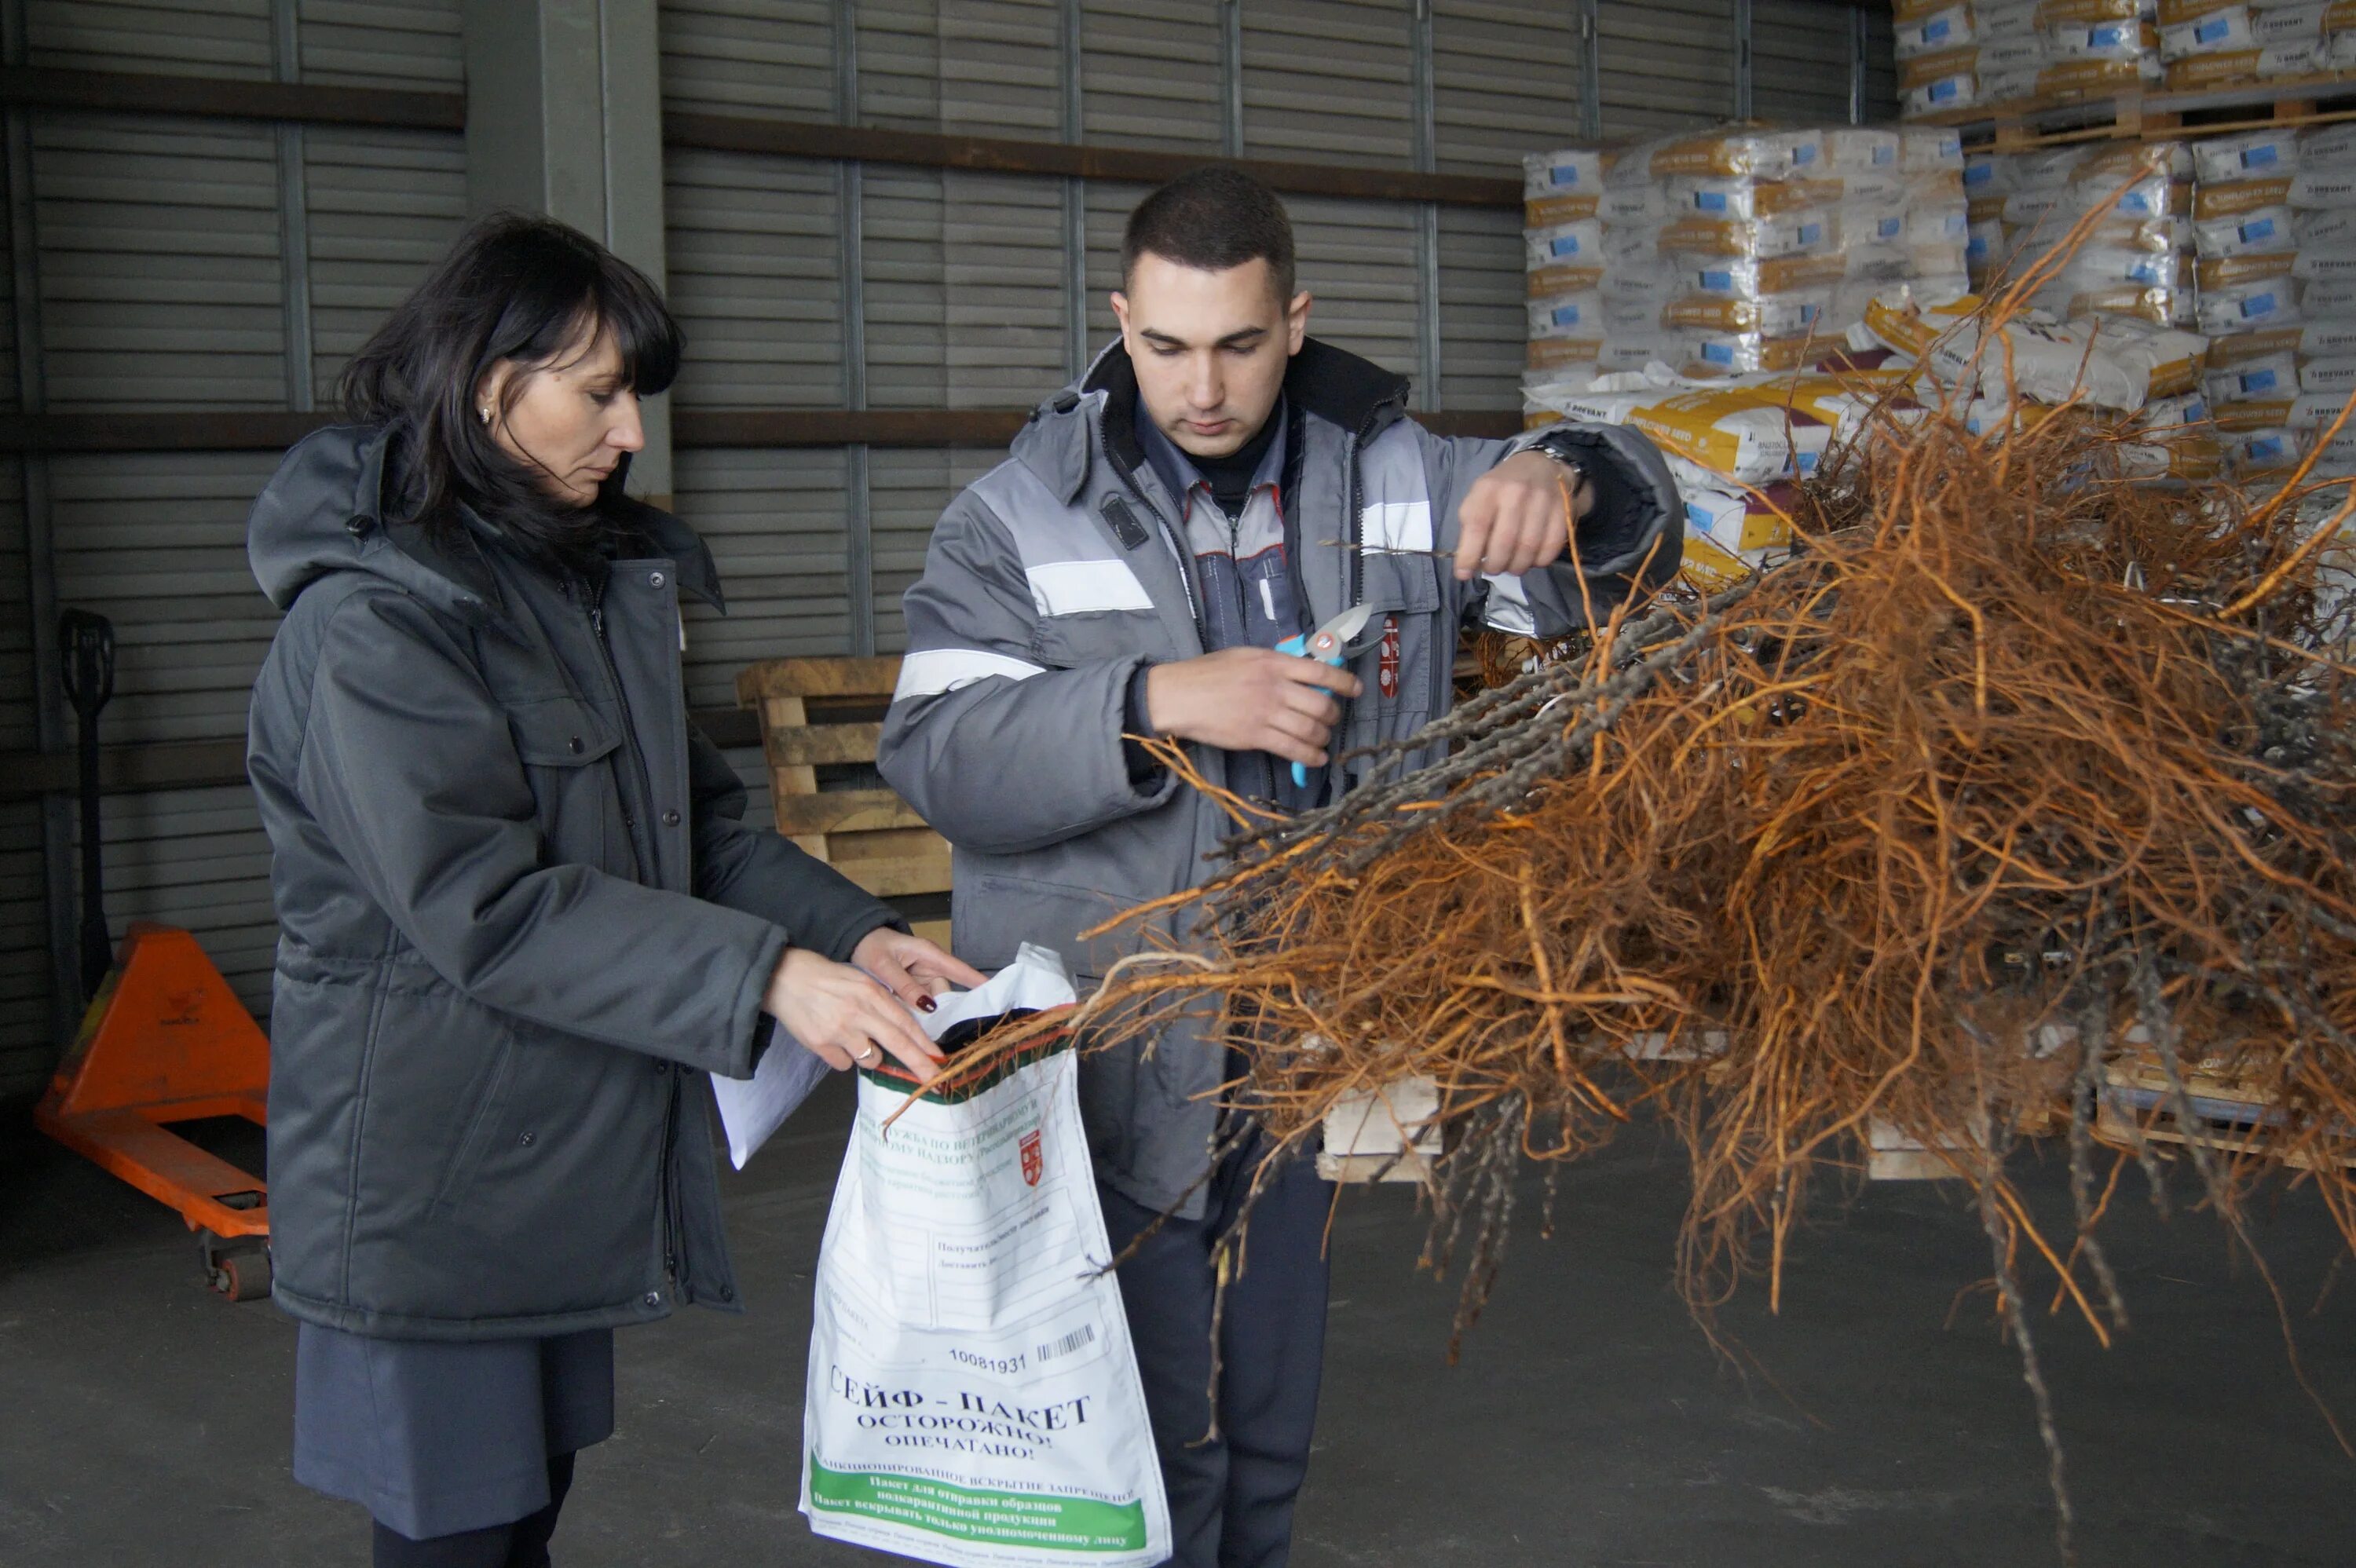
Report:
947,866,1103,979
427,1029,518,1215
503,694,625,874
1356,547,1443,618
1029,606,1162,671
952,872,1132,981
1344,557,1440,762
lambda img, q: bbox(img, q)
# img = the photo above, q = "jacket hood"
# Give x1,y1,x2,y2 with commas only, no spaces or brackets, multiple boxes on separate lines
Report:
1012,335,1412,506
248,423,724,623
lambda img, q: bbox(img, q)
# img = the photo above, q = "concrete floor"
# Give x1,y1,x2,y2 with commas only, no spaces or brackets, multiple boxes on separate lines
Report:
5,1076,2356,1567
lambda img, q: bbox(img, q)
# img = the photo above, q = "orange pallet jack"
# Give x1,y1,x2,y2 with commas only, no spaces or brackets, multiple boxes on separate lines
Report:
31,611,273,1301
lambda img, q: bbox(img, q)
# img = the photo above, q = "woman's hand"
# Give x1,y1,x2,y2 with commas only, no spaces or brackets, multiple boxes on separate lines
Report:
852,927,988,1011
763,948,947,1082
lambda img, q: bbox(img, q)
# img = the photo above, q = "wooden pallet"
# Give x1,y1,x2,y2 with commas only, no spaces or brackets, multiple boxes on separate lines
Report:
1319,1077,1443,1185
1921,74,2356,151
2093,1057,2346,1170
1865,1116,1977,1181
734,656,951,946
1861,1098,2076,1179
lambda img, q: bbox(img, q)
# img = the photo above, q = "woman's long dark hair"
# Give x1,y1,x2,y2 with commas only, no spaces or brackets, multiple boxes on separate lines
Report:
340,210,683,572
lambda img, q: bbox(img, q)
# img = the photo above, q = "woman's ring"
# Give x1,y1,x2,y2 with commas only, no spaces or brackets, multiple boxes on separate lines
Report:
856,1044,880,1065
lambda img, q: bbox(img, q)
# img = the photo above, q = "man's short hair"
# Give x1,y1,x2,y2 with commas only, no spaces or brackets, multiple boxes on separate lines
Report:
1121,166,1297,302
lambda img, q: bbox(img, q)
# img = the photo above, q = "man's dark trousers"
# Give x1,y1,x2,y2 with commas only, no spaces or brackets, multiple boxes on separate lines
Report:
1099,1131,1333,1568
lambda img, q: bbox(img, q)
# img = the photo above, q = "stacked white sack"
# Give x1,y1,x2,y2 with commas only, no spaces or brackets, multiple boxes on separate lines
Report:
2159,0,2355,89
1965,142,2195,327
1521,145,1608,400
1848,287,2221,477
1956,140,2219,473
1524,124,1964,415
1592,126,1842,382
1901,0,2160,119
2191,123,2356,478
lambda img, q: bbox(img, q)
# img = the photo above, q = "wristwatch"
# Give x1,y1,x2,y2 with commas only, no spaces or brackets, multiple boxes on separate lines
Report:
1524,429,1589,493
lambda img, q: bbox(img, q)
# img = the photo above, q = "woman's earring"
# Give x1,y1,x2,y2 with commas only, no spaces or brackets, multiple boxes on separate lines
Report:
478,405,492,425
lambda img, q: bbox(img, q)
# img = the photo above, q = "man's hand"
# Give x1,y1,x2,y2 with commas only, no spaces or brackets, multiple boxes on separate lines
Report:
852,927,987,1010
765,946,946,1082
1144,648,1365,769
1453,448,1596,583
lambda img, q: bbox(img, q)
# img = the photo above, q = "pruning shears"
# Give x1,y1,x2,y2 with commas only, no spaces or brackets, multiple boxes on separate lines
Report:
1275,604,1370,787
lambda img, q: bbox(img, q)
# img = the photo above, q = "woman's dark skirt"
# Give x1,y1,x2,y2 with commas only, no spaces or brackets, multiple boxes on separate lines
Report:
292,1321,616,1540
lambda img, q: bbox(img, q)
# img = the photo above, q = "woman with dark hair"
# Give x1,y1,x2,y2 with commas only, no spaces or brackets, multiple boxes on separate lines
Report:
245,210,981,1568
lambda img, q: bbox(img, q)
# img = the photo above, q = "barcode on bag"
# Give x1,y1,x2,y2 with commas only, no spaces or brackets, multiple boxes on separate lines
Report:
1037,1324,1096,1362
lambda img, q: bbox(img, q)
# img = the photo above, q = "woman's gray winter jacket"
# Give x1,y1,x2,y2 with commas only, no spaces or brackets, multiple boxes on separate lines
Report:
246,424,898,1340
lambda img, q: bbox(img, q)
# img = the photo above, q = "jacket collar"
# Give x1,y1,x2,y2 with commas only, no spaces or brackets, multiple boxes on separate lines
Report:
367,434,725,617
1013,335,1412,507
1137,396,1290,521
605,491,726,611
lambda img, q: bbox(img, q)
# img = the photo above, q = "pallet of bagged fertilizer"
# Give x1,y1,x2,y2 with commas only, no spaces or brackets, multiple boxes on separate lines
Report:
2095,1055,2346,1169
736,656,950,945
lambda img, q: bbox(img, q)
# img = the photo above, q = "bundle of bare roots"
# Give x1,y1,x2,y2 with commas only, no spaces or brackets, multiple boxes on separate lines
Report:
939,272,2356,1556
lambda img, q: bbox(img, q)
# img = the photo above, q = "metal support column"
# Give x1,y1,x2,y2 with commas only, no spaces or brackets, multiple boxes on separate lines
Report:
1410,0,1442,413
461,0,672,502
1061,0,1088,380
1577,0,1602,143
2,0,71,1044
1220,0,1245,157
1849,4,1870,126
836,0,873,659
272,0,314,412
1733,0,1754,122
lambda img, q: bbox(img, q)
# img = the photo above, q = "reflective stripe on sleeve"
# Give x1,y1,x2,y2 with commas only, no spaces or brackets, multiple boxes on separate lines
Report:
891,648,1049,700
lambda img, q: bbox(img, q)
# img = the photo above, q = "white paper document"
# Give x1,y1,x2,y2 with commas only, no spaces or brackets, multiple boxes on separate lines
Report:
709,1013,834,1170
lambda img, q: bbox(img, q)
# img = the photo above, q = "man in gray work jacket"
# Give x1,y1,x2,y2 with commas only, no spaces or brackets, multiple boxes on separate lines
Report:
877,167,1681,1566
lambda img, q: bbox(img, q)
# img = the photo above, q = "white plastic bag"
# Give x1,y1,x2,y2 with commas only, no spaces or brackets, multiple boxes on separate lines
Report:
800,945,1172,1568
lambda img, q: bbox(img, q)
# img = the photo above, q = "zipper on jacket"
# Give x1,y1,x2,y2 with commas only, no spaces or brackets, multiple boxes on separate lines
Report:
584,572,657,878
1337,416,1371,773
1329,402,1402,805
659,1069,685,1290
1344,407,1391,612
581,569,682,1298
1115,459,1204,638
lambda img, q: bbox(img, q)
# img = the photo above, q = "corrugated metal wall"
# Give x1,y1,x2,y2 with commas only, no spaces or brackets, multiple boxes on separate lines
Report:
0,0,467,1098
1079,2,1220,150
1599,0,1736,134
0,437,35,1065
1862,5,1897,119
0,0,1889,1099
1754,0,1858,124
0,98,35,1077
658,0,1622,685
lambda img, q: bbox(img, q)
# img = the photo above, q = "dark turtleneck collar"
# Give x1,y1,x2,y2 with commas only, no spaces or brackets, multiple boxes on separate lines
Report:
1085,335,1411,481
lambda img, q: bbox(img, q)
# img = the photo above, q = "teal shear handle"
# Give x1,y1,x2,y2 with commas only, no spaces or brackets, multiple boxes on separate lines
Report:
1276,605,1370,787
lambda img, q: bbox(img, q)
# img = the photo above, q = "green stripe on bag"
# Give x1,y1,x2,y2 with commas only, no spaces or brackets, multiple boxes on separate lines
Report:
807,1460,1147,1551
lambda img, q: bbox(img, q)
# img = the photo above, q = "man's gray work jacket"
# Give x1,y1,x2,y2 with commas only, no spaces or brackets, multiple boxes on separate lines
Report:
246,425,899,1340
876,338,1681,1219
